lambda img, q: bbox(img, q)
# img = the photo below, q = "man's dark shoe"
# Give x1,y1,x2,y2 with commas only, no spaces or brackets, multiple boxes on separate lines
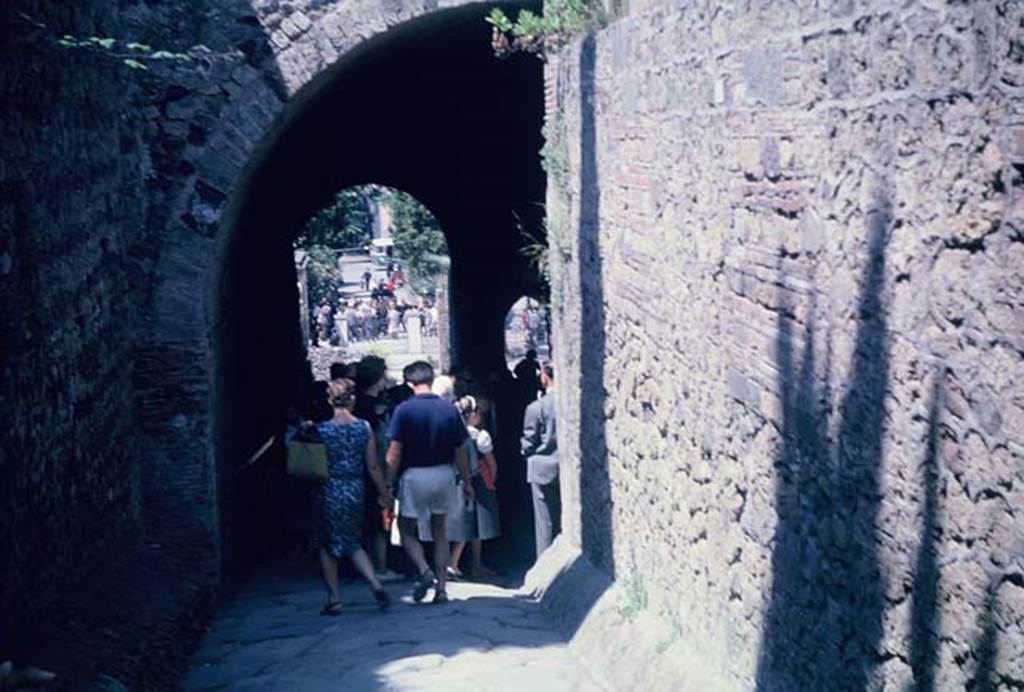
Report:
412,569,435,603
373,588,391,611
432,589,449,604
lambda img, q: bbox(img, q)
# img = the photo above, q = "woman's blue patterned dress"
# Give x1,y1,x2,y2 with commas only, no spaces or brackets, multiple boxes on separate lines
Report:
312,419,371,558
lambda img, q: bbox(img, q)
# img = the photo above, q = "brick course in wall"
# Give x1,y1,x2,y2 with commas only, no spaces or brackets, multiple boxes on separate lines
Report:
549,1,1024,689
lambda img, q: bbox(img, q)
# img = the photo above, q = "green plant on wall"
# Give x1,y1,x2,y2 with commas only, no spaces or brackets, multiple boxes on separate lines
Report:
486,0,602,59
17,12,238,72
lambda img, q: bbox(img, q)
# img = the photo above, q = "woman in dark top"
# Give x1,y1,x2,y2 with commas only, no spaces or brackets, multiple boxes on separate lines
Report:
295,379,395,615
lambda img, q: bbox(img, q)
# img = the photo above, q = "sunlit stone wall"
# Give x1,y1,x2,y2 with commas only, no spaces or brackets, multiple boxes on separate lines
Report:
550,2,1024,688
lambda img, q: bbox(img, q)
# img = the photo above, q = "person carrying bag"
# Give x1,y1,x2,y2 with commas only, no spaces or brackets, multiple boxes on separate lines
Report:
287,423,329,483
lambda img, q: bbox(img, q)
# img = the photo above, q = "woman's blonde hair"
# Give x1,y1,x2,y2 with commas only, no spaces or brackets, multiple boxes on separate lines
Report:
455,395,477,415
327,378,357,409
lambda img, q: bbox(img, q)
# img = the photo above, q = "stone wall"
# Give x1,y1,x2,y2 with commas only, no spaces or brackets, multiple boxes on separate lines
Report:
549,1,1024,689
0,0,148,660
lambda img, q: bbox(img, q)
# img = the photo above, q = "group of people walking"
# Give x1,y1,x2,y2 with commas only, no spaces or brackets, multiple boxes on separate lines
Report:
289,354,537,614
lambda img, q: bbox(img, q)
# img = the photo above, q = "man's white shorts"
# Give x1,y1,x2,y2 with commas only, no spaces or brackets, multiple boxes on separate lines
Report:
399,464,458,520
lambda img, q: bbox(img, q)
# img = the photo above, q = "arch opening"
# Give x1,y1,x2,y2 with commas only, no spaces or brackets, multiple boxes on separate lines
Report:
211,3,546,578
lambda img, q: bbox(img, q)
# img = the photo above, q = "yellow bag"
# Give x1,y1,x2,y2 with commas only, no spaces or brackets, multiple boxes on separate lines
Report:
287,440,328,482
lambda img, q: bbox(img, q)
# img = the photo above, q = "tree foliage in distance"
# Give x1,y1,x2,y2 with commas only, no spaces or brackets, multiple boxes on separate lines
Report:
295,186,381,308
385,191,449,294
295,187,379,251
303,246,344,309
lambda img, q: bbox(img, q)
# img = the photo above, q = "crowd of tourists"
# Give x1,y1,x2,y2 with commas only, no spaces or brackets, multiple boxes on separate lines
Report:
505,303,548,353
286,350,558,614
312,297,439,347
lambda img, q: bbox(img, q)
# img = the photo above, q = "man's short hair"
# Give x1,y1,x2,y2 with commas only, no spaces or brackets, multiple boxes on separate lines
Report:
526,349,538,360
403,360,435,387
542,364,554,379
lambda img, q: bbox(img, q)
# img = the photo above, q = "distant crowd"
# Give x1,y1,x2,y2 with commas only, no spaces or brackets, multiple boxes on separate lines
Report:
313,297,439,347
505,303,548,354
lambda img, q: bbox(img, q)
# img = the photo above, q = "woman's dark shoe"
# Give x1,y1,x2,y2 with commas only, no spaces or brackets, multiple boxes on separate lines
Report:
373,588,391,610
432,589,449,604
412,569,436,603
320,600,343,616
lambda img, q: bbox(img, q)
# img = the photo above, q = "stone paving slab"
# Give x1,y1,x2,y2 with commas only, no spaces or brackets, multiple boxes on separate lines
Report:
184,569,604,691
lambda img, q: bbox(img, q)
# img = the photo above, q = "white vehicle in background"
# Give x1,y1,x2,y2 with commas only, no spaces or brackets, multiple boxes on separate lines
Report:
370,237,394,267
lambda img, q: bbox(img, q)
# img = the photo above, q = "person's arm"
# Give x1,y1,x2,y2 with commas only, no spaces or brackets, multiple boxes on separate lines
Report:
365,430,394,506
385,440,402,486
284,419,315,445
521,403,540,458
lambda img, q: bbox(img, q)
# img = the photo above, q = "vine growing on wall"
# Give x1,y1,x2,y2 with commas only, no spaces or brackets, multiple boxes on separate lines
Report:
486,0,602,59
16,12,239,72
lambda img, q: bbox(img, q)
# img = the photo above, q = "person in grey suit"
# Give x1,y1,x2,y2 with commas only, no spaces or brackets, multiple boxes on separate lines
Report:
521,364,560,559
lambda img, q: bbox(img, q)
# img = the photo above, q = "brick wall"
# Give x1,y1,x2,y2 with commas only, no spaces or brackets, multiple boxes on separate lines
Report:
0,0,148,658
550,1,1024,688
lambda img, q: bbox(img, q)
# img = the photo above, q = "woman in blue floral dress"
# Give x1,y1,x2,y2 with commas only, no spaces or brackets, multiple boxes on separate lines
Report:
296,378,395,615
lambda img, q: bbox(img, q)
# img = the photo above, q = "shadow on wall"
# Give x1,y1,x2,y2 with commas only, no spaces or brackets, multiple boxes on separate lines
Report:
755,191,892,689
754,187,1013,689
577,34,615,577
909,379,942,690
970,583,1000,692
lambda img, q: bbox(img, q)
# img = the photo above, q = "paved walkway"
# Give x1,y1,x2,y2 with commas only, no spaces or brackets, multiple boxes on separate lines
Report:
184,567,603,691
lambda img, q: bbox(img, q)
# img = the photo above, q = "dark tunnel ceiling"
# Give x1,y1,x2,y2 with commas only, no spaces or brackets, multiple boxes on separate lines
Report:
228,2,545,266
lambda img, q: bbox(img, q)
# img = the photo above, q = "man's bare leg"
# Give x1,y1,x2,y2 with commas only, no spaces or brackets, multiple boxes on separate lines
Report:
431,513,449,593
399,517,430,575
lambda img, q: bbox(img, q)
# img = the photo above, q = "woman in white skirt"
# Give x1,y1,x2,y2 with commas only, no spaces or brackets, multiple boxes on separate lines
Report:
447,396,500,579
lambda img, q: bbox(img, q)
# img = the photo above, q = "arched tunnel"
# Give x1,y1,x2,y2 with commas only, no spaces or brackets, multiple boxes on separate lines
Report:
214,3,546,577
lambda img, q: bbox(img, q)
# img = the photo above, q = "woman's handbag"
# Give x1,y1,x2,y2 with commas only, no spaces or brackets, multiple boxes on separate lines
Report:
479,460,497,492
287,439,328,482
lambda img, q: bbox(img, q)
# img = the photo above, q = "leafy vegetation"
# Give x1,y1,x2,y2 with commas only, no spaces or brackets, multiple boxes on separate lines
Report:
294,186,448,304
486,0,601,58
301,246,345,309
296,187,382,308
385,190,449,294
17,12,236,72
295,188,380,251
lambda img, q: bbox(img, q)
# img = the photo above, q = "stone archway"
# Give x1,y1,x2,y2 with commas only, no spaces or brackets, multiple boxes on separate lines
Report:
136,0,544,581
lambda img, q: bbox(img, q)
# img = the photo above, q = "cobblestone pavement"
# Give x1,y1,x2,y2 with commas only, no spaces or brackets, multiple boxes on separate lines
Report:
184,567,603,691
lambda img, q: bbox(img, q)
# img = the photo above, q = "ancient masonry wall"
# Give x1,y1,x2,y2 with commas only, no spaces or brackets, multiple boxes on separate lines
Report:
550,1,1024,689
0,0,148,657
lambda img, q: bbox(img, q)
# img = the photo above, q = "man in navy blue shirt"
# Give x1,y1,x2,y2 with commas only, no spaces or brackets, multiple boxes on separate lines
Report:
386,361,473,603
